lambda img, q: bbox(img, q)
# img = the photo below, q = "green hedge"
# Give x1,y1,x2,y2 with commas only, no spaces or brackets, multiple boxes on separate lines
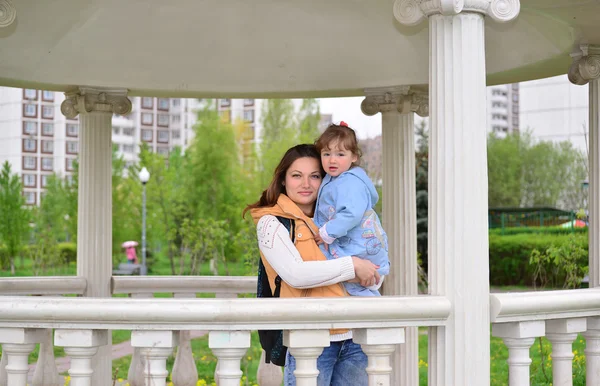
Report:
58,242,77,264
489,226,587,236
489,233,588,286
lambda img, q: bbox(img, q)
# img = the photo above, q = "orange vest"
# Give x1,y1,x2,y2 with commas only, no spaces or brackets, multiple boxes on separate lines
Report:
251,194,348,335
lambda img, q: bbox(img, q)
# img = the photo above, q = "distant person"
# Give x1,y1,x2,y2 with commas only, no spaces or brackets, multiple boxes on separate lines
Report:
126,246,138,264
314,122,390,297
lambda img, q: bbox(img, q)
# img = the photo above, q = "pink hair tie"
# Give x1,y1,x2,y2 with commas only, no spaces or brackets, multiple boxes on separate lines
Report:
339,121,348,127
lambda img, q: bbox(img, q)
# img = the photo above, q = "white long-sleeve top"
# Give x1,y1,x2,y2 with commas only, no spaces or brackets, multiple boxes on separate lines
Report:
256,215,356,289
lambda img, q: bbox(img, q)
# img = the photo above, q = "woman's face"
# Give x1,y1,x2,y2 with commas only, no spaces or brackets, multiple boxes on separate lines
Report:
284,157,322,216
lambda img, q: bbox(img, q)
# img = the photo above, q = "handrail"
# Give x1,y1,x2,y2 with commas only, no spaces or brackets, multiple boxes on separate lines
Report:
0,276,87,295
0,295,451,330
490,288,600,323
111,275,256,294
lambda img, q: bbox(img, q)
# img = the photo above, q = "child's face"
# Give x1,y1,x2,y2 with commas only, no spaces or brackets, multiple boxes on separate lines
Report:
320,141,357,177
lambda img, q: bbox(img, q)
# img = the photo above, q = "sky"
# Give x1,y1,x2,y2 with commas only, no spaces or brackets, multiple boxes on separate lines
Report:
318,97,382,139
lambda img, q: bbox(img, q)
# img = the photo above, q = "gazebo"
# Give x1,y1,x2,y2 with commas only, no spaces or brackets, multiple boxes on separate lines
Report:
1,0,600,385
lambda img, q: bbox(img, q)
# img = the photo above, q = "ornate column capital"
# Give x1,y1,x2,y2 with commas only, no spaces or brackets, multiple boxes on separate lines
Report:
60,87,132,119
393,0,520,26
361,86,429,117
0,0,17,29
568,45,600,86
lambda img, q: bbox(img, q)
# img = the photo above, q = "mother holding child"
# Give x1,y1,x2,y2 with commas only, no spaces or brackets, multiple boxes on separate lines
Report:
244,122,390,385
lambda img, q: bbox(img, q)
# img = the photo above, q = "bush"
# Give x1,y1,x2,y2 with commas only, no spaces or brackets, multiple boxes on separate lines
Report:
489,226,587,236
489,233,588,286
58,242,77,264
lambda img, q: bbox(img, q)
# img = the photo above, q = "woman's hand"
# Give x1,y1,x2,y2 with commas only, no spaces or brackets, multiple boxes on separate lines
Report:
350,256,380,287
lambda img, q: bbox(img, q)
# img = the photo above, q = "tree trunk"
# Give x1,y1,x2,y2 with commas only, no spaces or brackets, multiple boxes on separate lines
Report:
10,256,14,275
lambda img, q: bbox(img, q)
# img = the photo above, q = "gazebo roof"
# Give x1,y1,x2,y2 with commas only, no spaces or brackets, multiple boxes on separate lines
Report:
0,0,597,98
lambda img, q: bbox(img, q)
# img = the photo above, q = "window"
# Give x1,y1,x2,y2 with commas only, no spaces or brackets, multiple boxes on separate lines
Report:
172,99,181,107
220,99,231,108
172,115,181,124
41,157,53,171
219,109,231,123
158,130,169,143
66,175,74,185
24,192,36,205
66,158,75,171
512,94,519,102
24,89,37,100
66,124,79,137
513,117,519,126
141,129,153,142
113,127,121,135
244,99,255,107
158,98,169,111
41,175,50,188
157,114,169,127
23,139,36,152
42,105,54,119
172,130,181,139
42,90,54,101
141,97,153,109
41,140,53,154
157,147,169,156
23,156,36,170
123,144,134,153
23,121,37,135
23,103,37,117
23,174,36,187
243,109,254,123
142,113,153,125
42,123,54,136
66,141,78,154
123,128,134,136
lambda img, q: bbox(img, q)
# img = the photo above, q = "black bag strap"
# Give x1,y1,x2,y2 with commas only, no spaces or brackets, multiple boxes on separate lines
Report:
273,216,295,298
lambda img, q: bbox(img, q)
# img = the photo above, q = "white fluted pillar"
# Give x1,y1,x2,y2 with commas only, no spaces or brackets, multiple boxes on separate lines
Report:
209,331,251,386
394,1,520,384
546,318,587,386
131,330,179,386
284,330,330,386
61,87,131,386
585,317,600,386
361,86,426,385
589,74,600,286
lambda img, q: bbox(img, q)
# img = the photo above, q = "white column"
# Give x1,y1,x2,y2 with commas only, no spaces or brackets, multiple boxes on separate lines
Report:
209,331,251,386
546,318,587,386
131,330,179,386
61,87,132,386
54,329,108,386
585,317,600,386
283,330,330,386
492,321,545,386
361,86,427,385
354,328,406,386
394,2,520,384
0,328,46,386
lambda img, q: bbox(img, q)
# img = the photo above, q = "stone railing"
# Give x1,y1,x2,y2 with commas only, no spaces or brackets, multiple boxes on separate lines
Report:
491,288,600,386
0,294,450,386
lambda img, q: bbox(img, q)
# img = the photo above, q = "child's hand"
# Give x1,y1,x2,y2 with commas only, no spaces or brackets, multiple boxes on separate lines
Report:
314,235,329,251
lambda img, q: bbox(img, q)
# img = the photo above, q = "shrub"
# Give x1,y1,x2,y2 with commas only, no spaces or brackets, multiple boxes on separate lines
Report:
58,242,77,264
530,234,588,289
489,226,587,236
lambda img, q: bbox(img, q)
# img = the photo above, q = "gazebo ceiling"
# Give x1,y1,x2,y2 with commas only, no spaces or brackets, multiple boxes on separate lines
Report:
0,0,596,98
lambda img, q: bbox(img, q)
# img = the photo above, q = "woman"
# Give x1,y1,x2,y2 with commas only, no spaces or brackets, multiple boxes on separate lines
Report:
244,144,378,386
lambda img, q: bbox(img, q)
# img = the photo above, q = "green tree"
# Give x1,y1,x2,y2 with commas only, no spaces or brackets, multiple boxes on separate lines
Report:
487,132,526,207
0,162,31,274
414,121,429,273
297,98,321,143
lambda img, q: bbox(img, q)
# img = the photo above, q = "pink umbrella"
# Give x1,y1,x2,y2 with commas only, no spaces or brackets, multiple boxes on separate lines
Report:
122,241,139,248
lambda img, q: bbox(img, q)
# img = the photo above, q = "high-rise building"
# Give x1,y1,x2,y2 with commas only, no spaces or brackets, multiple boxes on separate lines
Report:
487,83,520,136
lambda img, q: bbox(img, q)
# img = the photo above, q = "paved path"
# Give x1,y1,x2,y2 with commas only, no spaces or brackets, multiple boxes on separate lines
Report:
27,330,207,384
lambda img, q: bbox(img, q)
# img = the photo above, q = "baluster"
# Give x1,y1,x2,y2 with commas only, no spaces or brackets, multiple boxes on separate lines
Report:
32,328,60,386
0,344,7,386
256,350,284,386
54,329,108,386
354,328,405,386
128,293,153,386
585,317,600,385
283,330,330,386
131,330,178,386
0,328,46,386
213,293,237,386
209,331,250,386
546,318,587,386
172,293,199,386
492,321,545,386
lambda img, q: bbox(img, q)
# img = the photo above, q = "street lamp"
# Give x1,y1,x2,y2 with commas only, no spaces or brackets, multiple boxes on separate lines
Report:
64,214,70,242
139,167,150,275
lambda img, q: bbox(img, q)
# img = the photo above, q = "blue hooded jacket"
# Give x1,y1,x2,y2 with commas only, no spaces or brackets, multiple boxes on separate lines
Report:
314,166,390,277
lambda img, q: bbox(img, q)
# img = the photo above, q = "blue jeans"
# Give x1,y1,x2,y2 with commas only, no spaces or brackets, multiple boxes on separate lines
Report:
284,339,368,386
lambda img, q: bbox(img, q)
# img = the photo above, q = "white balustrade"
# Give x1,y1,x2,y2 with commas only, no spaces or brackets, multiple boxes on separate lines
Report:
284,330,330,386
172,293,199,386
585,317,600,385
54,329,108,386
354,327,405,386
209,331,251,386
546,318,587,386
127,293,153,386
131,330,178,386
31,328,60,386
0,328,46,386
492,321,545,386
256,350,284,386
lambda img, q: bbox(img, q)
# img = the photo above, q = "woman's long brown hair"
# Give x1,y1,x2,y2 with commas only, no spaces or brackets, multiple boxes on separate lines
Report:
243,144,324,218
